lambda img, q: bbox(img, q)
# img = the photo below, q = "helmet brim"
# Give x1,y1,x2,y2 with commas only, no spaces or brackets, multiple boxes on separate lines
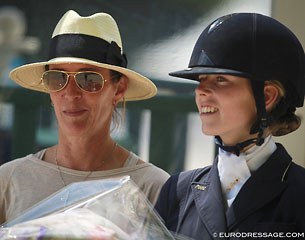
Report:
169,66,251,81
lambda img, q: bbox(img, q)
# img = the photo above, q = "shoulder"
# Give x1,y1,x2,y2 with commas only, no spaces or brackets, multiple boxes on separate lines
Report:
123,154,170,204
133,161,169,190
141,163,170,181
0,155,32,175
275,144,305,183
287,161,305,186
271,146,305,204
170,165,212,189
0,150,46,182
155,167,211,230
0,153,40,208
128,152,170,182
157,166,212,203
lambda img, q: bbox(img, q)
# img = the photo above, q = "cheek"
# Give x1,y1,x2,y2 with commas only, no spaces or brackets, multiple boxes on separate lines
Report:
49,94,59,112
49,93,55,103
233,96,257,125
222,90,257,122
195,96,201,111
49,92,62,105
91,94,113,118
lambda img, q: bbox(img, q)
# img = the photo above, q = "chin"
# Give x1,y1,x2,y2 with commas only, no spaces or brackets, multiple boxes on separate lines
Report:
60,124,91,136
201,126,217,136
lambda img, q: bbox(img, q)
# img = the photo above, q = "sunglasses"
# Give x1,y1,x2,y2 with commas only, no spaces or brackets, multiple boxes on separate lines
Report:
41,70,107,93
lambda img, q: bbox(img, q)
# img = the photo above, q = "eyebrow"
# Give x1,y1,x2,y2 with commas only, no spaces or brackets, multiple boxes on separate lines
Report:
198,75,208,81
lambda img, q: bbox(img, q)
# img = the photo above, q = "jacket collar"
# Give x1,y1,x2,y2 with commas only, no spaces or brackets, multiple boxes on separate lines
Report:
226,143,292,230
189,143,292,233
190,158,228,234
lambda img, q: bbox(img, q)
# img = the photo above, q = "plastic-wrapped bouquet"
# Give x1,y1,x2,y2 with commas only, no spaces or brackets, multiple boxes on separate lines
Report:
0,176,174,240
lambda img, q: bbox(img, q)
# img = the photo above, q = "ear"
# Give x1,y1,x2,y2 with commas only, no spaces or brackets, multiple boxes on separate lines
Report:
264,84,280,112
113,75,128,103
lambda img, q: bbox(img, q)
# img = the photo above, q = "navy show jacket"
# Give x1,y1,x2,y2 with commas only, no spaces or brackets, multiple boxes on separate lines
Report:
155,143,305,240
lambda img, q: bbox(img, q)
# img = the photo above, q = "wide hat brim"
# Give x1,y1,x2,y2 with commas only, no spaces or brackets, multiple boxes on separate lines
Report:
10,57,157,101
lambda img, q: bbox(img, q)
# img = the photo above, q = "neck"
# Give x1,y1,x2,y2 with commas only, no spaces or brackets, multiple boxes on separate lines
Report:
47,134,123,171
215,135,265,156
216,128,270,156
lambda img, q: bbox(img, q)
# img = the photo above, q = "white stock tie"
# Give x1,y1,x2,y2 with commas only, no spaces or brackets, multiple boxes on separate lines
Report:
218,149,251,208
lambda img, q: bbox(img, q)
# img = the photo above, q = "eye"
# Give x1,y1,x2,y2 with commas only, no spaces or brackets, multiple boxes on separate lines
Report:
216,76,227,82
198,75,207,83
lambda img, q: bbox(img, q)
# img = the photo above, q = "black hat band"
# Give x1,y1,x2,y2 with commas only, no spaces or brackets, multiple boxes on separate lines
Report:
48,34,127,67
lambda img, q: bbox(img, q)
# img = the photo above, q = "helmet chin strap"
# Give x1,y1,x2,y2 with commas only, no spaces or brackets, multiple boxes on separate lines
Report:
215,135,264,156
215,81,268,156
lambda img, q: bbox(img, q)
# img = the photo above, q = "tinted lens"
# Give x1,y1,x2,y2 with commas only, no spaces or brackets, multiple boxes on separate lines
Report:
42,71,67,91
75,72,104,92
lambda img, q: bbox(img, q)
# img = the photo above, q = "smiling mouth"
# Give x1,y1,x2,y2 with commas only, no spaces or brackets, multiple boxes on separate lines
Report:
201,106,219,114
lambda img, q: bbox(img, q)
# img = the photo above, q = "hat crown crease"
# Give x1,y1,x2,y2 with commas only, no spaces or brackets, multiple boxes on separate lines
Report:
52,10,123,52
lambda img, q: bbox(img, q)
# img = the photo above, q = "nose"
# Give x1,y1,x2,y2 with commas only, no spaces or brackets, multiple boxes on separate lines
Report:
61,75,82,100
195,80,213,96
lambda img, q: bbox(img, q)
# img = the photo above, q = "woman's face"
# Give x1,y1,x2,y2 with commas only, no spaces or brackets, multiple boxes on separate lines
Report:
195,74,257,145
49,63,125,138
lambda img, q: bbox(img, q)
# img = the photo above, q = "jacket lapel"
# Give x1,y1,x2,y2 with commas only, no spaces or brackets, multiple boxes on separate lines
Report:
226,144,291,230
191,159,228,235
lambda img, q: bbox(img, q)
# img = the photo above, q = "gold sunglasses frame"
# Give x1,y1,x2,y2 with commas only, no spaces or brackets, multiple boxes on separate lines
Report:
41,70,107,93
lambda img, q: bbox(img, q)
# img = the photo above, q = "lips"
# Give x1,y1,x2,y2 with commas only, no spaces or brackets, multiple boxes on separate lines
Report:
63,109,87,116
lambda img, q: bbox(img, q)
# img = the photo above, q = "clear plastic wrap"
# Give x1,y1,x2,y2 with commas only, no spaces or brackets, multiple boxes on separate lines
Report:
0,176,175,239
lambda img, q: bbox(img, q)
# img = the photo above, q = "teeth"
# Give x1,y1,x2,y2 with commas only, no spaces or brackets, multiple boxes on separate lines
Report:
201,106,218,113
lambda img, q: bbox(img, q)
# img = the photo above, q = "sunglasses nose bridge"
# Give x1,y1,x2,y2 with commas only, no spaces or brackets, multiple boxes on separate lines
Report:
63,72,83,93
65,72,77,81
65,72,80,88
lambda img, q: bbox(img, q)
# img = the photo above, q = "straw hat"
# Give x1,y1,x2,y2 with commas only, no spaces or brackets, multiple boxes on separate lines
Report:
9,10,157,101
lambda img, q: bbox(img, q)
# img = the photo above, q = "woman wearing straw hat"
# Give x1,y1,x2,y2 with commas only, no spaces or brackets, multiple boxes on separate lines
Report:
0,10,169,223
155,13,305,239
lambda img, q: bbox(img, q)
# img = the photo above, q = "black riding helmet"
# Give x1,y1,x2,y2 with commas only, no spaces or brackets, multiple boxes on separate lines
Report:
170,13,305,155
